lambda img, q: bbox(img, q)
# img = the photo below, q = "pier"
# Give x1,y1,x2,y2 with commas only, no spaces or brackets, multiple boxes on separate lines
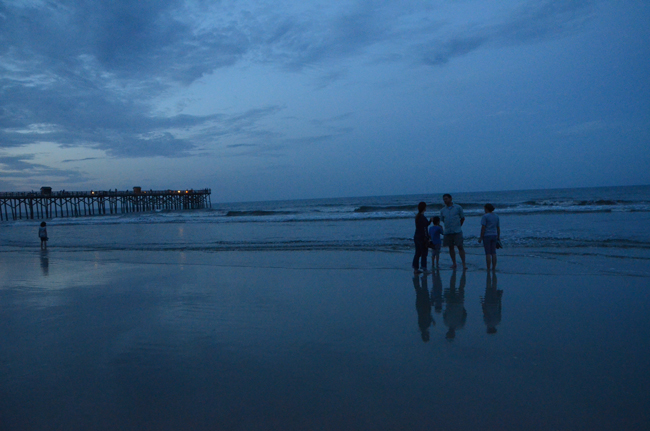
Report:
0,187,211,221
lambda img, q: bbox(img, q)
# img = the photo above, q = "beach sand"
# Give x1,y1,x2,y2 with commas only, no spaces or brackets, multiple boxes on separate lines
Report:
1,247,649,430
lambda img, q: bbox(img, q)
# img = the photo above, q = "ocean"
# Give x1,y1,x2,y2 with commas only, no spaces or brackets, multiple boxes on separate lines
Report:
2,185,649,255
1,185,650,430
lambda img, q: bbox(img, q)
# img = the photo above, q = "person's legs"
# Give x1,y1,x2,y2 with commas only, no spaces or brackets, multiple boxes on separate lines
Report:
450,233,466,269
448,246,456,268
457,244,466,269
483,236,498,270
413,239,422,271
420,244,429,270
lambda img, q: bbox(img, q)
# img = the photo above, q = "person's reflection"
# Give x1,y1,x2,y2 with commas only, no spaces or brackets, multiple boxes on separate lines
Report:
481,272,503,334
40,249,49,276
443,269,466,340
430,269,444,314
413,275,433,342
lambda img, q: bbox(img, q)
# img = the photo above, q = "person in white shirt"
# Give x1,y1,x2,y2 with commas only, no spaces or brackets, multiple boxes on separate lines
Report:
478,203,500,270
440,194,466,269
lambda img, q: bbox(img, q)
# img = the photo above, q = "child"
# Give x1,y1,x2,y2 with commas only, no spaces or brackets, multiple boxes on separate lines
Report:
428,216,443,268
38,221,48,249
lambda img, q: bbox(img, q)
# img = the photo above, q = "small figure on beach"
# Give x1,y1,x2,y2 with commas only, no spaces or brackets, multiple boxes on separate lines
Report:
38,221,48,249
412,201,431,274
440,194,466,269
478,203,500,271
481,272,502,334
413,274,433,342
428,216,443,268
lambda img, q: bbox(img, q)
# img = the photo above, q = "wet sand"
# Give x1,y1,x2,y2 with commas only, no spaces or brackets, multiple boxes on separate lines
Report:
1,248,649,430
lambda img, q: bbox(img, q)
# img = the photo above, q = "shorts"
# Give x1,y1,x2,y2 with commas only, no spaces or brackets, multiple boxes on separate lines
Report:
429,243,441,256
483,235,497,255
443,232,464,247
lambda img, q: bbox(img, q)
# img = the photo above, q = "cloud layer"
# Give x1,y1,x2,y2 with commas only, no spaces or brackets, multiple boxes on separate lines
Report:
0,0,598,158
4,0,645,200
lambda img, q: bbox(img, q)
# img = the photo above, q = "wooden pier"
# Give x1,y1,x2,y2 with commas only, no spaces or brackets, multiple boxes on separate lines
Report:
0,188,211,221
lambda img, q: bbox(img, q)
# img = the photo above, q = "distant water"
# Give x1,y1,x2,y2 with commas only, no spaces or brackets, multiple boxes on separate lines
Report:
1,185,649,254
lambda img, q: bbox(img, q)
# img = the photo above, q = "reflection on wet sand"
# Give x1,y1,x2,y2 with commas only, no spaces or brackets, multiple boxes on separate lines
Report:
40,249,49,276
443,270,466,340
409,270,503,342
430,269,443,314
481,272,503,334
413,275,433,342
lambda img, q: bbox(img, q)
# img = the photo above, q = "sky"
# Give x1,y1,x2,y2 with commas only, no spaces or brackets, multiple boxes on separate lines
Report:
1,0,649,202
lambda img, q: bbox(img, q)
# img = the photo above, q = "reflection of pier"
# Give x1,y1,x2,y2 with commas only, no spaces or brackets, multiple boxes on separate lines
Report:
0,188,211,221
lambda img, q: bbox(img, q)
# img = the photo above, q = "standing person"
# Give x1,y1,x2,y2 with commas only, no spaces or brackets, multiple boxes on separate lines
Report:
38,221,48,249
428,216,444,268
478,203,500,270
440,194,466,269
412,202,431,274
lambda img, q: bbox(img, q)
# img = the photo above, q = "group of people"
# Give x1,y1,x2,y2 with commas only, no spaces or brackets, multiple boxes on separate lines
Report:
413,194,500,272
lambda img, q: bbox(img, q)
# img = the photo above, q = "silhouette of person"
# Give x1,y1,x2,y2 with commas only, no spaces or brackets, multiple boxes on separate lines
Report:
413,274,434,342
38,221,48,249
481,272,503,334
443,269,467,340
430,269,444,314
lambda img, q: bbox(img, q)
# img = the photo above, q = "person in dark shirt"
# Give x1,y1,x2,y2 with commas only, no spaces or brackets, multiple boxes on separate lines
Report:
412,201,431,273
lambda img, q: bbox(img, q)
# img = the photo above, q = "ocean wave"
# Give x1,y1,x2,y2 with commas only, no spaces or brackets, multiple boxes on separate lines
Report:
3,203,650,227
354,205,415,213
521,199,633,206
225,210,295,217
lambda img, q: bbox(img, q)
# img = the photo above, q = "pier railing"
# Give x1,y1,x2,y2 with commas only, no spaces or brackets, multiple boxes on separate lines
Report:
0,188,211,221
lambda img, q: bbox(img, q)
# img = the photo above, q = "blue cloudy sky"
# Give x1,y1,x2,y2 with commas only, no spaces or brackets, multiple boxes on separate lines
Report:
1,0,648,202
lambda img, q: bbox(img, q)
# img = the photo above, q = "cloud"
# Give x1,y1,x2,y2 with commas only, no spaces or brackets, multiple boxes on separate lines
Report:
0,1,258,159
0,0,598,162
61,157,100,163
420,0,595,66
226,144,258,148
258,1,392,71
0,154,87,182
